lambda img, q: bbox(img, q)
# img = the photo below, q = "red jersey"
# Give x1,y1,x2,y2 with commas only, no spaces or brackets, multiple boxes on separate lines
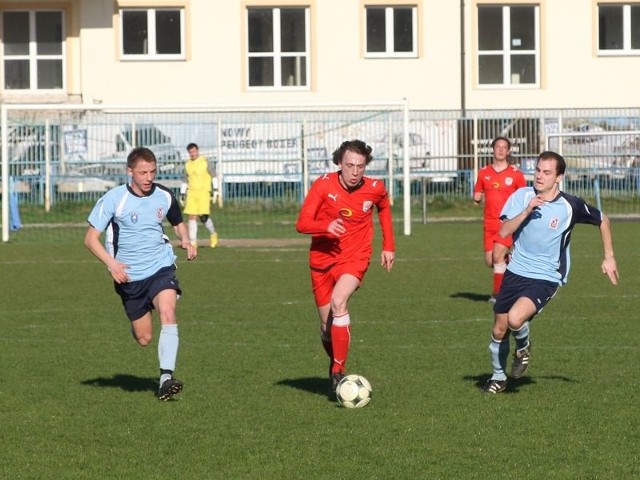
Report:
296,172,395,271
474,164,526,223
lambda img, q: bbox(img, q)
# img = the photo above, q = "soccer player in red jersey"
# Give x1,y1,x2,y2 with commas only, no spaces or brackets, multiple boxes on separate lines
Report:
296,139,396,395
473,137,527,302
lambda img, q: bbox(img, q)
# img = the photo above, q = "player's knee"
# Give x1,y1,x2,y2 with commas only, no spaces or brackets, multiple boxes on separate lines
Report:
199,215,209,223
135,333,152,346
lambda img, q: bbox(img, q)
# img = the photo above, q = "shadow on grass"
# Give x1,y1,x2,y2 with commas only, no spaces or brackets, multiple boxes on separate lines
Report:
464,373,575,394
451,292,493,302
81,374,157,393
275,376,333,400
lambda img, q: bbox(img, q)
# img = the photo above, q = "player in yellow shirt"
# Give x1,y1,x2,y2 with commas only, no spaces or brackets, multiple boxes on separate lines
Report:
183,143,218,248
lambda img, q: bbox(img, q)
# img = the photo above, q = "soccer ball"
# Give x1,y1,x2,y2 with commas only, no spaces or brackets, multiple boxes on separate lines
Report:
336,374,372,408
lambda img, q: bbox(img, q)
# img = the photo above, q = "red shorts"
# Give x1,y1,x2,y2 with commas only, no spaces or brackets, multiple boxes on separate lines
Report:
483,223,513,252
310,259,370,307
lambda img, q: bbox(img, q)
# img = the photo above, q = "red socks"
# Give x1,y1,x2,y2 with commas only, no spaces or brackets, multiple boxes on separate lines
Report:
330,313,351,374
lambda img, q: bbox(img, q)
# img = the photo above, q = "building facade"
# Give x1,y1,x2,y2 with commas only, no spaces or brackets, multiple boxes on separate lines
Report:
0,0,638,109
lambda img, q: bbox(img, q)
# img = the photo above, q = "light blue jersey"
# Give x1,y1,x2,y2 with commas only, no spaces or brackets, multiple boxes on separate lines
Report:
501,187,602,285
87,183,183,282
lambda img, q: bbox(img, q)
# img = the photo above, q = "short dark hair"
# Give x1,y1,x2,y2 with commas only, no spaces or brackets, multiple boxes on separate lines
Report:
186,143,198,151
332,139,373,166
538,151,566,175
491,136,512,149
127,147,157,169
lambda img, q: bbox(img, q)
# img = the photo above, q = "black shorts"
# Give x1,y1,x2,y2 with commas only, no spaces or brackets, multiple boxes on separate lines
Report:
494,270,559,316
114,265,182,321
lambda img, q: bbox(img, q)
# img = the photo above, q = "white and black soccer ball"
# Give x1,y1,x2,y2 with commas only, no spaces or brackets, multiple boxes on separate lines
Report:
336,374,372,408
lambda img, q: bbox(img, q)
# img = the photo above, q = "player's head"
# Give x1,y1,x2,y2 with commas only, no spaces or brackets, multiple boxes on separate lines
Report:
186,143,199,160
332,139,373,166
491,136,512,149
537,150,566,175
491,137,512,163
333,139,372,189
127,146,157,169
534,151,565,192
127,147,157,195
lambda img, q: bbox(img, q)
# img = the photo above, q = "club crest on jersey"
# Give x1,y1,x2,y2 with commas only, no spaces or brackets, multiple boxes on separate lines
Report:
157,208,164,220
505,177,513,186
549,217,559,229
339,208,353,218
362,201,373,213
130,211,139,224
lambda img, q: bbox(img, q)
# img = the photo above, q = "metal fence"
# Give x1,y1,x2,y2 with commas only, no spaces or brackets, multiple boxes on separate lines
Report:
2,104,639,242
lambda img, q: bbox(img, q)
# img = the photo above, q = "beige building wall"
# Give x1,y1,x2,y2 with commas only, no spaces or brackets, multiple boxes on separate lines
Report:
0,0,637,109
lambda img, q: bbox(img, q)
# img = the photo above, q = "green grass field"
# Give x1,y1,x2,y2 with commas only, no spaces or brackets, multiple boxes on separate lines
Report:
1,221,639,479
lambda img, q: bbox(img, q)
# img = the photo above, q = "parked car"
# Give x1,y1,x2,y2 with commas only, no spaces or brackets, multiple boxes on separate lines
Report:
371,132,430,171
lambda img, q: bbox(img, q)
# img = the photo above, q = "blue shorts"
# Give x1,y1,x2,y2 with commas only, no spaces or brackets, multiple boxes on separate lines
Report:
114,265,182,321
494,270,559,316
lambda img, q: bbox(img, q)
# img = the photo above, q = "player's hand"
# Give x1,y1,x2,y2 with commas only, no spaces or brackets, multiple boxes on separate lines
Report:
109,261,130,284
527,195,545,214
601,257,619,285
327,218,346,237
180,242,197,261
381,251,395,272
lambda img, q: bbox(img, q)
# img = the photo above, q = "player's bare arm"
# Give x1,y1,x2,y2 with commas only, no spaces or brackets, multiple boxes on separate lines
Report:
84,226,130,283
598,215,619,285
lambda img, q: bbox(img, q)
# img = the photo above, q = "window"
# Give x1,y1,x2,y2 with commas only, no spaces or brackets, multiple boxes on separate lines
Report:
599,4,640,54
365,6,417,57
120,8,184,59
247,7,310,89
477,5,539,87
2,10,64,91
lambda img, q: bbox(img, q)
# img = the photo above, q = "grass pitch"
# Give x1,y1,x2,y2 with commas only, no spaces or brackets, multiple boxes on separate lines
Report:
1,221,639,479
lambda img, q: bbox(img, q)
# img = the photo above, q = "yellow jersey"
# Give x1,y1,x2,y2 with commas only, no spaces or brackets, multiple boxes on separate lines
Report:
185,156,212,192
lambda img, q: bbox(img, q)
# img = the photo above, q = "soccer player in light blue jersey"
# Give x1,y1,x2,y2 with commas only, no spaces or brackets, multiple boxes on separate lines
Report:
84,147,197,401
483,151,619,394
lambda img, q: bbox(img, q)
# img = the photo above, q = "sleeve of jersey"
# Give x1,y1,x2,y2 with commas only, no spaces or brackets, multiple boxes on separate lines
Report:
87,196,111,231
569,195,603,226
473,171,484,194
295,182,329,235
499,189,524,221
166,193,185,226
377,191,395,251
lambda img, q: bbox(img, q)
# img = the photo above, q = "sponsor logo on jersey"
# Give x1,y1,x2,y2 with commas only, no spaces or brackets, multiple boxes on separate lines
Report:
362,201,373,213
339,208,353,218
492,182,500,188
328,193,339,202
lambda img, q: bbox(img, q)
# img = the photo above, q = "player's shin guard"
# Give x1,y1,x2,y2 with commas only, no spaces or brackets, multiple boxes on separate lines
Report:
158,324,179,372
330,313,351,374
188,219,198,245
512,322,530,352
204,217,216,234
493,262,507,296
489,335,509,380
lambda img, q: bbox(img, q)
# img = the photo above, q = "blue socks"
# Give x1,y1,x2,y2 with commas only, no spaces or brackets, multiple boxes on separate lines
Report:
489,335,509,381
158,324,179,373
